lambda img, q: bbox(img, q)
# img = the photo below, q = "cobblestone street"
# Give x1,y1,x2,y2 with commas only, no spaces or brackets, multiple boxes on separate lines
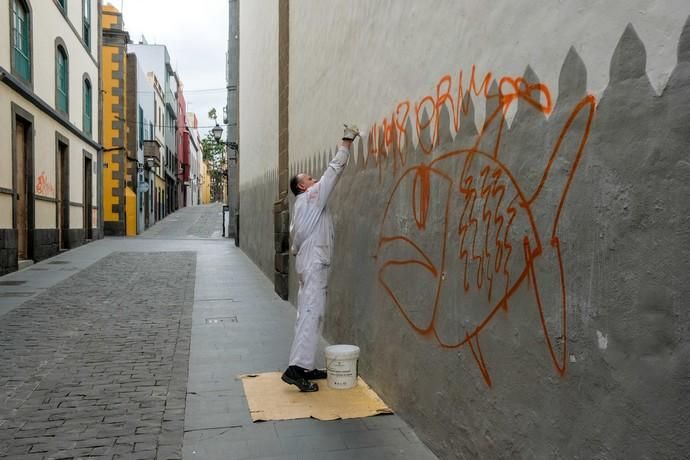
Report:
0,252,195,459
137,206,224,240
0,203,435,460
0,203,223,459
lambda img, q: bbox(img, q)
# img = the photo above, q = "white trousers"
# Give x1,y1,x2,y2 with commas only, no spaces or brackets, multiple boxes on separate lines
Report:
288,264,329,370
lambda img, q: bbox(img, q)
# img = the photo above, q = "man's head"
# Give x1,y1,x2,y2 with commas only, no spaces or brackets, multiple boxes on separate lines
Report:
290,173,316,196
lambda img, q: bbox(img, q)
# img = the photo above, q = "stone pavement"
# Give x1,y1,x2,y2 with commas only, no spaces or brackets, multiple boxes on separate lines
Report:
0,204,437,460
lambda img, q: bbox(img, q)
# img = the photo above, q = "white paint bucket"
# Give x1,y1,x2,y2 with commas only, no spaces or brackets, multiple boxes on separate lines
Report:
325,344,360,390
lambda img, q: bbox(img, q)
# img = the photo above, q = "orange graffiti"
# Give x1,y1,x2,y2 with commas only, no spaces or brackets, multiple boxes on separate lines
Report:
35,171,55,196
374,67,596,387
368,67,554,162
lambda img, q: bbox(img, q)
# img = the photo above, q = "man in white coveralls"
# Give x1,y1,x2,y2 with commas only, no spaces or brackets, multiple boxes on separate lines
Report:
281,125,360,392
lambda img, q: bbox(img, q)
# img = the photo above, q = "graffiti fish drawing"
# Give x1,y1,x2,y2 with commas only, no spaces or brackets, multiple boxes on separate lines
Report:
376,76,596,386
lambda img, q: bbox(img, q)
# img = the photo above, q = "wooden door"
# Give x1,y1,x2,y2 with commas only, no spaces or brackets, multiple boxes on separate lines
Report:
15,119,28,259
56,143,68,250
144,180,150,228
84,157,92,239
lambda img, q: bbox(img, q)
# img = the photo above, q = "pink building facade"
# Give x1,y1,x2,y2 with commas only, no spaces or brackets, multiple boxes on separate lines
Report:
176,86,188,207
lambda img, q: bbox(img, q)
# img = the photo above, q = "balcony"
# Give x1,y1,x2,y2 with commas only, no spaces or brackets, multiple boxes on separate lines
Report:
165,88,176,114
143,140,162,167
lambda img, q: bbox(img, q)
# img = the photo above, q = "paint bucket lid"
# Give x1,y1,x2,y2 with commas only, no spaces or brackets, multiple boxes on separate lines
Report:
325,344,360,360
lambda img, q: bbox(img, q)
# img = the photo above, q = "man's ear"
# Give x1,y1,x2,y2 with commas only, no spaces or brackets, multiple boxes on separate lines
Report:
298,181,306,192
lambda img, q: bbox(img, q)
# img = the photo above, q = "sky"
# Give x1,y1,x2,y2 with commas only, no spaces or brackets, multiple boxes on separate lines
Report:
117,0,229,137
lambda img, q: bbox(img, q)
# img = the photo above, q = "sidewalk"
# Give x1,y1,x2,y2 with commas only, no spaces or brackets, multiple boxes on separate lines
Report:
0,205,438,460
184,232,438,460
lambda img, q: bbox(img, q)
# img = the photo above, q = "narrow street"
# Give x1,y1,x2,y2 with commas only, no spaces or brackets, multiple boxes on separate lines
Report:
1,1,686,457
0,203,435,460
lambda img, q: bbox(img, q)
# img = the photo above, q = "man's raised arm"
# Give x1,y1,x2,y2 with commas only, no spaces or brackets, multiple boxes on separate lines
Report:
314,125,360,209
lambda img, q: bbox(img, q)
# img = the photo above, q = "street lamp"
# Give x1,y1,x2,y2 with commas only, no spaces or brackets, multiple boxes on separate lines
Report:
211,123,240,160
211,123,238,155
211,123,223,143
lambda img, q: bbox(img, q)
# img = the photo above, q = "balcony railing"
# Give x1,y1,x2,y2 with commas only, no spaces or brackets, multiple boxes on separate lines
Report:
165,88,176,113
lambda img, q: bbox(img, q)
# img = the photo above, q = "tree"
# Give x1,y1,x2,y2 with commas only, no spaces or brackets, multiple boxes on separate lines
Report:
201,135,225,200
201,132,225,162
202,107,227,201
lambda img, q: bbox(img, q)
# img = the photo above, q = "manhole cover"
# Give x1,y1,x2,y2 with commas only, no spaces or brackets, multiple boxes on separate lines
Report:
30,267,48,271
1,292,35,297
0,281,26,286
205,316,238,324
47,261,70,265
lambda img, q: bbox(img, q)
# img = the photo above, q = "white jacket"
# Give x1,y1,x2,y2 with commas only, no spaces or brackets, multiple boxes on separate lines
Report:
291,146,350,274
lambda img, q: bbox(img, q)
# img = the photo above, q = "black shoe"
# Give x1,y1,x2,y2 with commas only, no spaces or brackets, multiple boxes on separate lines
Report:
302,368,327,380
281,366,318,392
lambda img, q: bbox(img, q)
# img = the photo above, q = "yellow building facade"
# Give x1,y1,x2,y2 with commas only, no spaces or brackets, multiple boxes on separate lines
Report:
101,5,136,236
200,160,211,204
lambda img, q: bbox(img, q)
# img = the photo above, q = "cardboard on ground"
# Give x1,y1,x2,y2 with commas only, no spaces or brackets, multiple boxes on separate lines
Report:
239,372,393,422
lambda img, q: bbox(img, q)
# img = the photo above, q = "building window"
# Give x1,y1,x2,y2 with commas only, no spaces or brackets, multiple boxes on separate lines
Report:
56,45,69,114
56,0,66,11
82,0,91,49
83,77,92,136
11,0,31,83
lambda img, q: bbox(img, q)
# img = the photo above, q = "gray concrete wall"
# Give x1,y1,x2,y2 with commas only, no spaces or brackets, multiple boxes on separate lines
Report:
321,24,690,458
238,0,279,186
246,21,689,459
239,169,277,280
286,1,690,164
238,7,690,458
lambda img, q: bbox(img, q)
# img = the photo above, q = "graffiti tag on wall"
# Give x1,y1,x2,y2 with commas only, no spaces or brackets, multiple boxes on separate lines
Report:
35,171,55,196
372,66,596,386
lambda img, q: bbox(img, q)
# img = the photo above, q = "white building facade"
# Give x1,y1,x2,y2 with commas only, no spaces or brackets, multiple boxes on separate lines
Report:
0,0,102,274
129,41,179,217
146,71,166,223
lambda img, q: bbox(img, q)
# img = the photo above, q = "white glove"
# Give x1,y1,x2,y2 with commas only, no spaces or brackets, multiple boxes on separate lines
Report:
342,124,361,141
